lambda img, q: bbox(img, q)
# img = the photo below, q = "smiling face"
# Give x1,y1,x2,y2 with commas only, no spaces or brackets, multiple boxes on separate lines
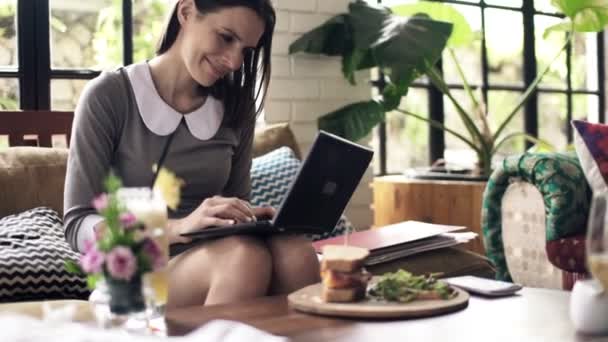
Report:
177,3,265,87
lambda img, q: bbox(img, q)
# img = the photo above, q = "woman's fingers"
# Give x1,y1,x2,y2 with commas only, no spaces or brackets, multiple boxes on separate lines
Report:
210,203,251,223
253,206,276,220
208,196,256,222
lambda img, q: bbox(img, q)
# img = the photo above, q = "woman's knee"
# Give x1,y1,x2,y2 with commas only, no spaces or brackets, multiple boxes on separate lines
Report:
211,236,272,291
213,235,273,275
268,235,319,269
205,236,273,302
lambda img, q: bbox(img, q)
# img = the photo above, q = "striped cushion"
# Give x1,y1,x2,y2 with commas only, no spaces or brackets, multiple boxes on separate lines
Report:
250,147,352,240
0,207,89,302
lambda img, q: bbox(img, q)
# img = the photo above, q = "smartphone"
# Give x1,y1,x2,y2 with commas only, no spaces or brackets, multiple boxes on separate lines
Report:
443,276,522,297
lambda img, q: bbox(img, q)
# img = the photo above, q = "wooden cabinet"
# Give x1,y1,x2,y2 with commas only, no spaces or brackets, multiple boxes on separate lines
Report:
371,175,487,255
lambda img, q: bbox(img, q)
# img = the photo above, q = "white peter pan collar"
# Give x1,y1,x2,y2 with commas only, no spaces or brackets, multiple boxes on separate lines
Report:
125,62,224,140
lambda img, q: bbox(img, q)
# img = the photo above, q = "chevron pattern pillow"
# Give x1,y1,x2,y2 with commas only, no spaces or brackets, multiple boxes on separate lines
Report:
0,207,89,302
250,146,352,240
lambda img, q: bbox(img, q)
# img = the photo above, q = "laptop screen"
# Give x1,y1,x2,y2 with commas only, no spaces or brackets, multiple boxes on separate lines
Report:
271,131,373,233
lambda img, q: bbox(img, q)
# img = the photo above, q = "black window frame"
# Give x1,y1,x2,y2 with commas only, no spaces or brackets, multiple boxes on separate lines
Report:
12,0,134,110
374,0,606,175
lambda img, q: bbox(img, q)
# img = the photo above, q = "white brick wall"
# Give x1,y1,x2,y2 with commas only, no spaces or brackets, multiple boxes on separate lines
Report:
273,0,316,12
266,0,374,230
317,0,352,14
290,13,332,33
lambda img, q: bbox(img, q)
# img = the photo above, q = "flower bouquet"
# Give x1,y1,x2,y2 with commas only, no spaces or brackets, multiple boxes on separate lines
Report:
66,171,182,316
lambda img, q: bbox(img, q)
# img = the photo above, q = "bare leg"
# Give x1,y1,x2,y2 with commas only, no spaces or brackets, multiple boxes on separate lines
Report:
166,235,272,308
265,235,320,294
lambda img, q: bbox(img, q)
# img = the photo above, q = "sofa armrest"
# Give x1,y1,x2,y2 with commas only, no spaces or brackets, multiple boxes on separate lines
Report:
482,152,591,281
253,122,302,160
0,147,68,218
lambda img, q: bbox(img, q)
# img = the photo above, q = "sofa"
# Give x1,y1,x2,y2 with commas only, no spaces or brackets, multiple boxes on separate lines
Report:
0,122,495,304
482,152,590,290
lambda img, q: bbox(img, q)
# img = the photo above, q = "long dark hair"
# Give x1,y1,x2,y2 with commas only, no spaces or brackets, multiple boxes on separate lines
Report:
157,0,275,128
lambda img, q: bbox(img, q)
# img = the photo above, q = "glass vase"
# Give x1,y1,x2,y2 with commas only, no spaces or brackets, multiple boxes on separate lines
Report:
90,276,151,333
106,275,146,315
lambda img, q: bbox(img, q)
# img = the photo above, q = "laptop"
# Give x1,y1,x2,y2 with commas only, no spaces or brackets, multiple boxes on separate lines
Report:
170,131,373,255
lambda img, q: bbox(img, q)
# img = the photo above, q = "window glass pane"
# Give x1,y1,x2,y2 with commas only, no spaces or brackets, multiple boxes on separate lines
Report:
534,0,561,13
487,90,525,157
442,5,482,85
485,0,521,8
0,136,7,149
0,77,19,109
0,1,16,67
538,93,567,149
443,90,478,169
535,15,567,89
382,87,429,172
485,9,523,86
133,0,170,62
50,0,122,70
573,94,599,122
572,33,599,91
51,79,89,110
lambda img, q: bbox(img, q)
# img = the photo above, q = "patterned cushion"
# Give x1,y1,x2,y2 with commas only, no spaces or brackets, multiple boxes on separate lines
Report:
250,147,352,240
572,120,608,193
0,207,89,302
546,234,587,273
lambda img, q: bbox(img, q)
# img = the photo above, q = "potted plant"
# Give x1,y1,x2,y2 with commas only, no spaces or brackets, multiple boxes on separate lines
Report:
288,0,608,177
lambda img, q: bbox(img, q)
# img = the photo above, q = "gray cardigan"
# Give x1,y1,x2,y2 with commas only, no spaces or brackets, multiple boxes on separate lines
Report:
63,68,254,252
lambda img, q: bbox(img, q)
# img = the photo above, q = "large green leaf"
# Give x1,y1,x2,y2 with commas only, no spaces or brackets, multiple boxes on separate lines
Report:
391,1,473,47
550,0,608,32
373,15,452,77
551,0,608,18
348,1,392,49
381,67,416,111
318,101,385,141
342,48,376,85
288,14,350,56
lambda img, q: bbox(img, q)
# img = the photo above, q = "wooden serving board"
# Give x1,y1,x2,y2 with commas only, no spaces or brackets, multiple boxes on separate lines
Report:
288,279,469,319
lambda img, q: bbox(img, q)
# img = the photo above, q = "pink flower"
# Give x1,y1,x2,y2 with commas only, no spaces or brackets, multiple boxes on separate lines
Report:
106,247,137,281
119,212,138,228
82,239,95,254
142,239,166,270
92,193,109,212
80,245,105,274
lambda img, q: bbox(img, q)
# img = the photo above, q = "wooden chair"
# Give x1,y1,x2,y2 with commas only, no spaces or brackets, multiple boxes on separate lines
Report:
0,111,74,147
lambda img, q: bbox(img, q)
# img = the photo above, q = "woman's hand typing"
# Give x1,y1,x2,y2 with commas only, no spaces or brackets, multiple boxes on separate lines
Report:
168,196,271,244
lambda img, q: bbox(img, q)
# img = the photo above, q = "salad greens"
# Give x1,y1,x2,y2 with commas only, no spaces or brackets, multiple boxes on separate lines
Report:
368,269,455,303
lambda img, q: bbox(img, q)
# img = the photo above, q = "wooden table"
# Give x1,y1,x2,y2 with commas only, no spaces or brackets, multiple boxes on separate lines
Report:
165,287,603,341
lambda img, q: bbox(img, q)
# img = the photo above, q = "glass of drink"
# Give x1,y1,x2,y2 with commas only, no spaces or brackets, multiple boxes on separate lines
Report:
570,192,608,335
117,188,169,316
587,192,608,292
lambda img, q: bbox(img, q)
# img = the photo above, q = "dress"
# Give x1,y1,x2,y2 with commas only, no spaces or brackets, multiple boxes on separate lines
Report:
63,62,254,252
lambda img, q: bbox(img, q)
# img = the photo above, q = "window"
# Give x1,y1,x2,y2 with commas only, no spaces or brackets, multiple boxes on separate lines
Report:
372,0,605,175
0,0,170,111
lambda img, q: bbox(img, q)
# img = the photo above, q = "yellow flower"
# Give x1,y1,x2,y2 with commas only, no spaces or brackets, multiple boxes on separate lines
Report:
153,168,184,210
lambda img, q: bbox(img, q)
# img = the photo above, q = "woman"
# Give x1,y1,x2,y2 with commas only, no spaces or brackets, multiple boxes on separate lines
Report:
63,0,320,308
